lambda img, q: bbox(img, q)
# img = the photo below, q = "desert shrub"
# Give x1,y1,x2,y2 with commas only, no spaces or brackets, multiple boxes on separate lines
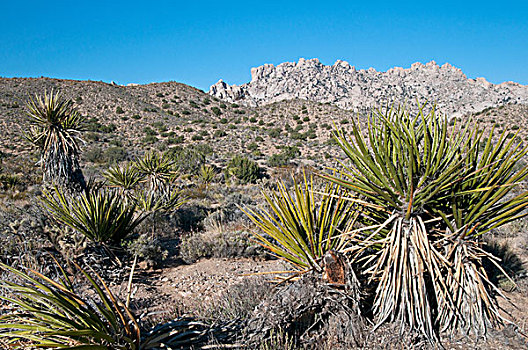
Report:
143,126,158,136
98,123,117,133
165,146,206,175
132,114,141,120
142,135,158,144
182,110,191,115
212,107,222,116
192,134,204,141
104,146,128,163
213,130,227,138
123,233,169,266
179,229,263,264
267,146,300,167
172,204,206,232
167,135,184,144
197,277,273,321
115,106,124,114
268,128,281,138
247,142,259,152
83,146,104,163
226,156,261,184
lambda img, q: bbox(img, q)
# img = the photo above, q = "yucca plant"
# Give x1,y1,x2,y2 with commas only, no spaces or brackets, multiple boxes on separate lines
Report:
244,172,359,272
132,152,174,192
0,261,140,349
198,164,217,185
41,186,147,244
24,91,86,192
104,163,145,204
323,104,528,341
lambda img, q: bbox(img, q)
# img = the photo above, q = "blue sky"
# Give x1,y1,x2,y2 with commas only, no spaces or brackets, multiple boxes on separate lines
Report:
1,1,527,91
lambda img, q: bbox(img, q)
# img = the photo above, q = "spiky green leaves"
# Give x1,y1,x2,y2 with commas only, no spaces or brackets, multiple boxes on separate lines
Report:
324,104,528,341
25,91,86,191
244,173,358,271
0,261,140,349
41,186,146,244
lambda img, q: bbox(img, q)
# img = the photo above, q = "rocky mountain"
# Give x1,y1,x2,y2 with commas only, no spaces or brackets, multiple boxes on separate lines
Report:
209,58,528,116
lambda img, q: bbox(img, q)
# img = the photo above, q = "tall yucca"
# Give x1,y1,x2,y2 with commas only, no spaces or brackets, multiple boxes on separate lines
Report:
25,91,86,192
324,104,528,341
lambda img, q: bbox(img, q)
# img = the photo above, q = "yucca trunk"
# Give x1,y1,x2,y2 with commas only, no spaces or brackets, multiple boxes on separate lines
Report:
325,103,528,342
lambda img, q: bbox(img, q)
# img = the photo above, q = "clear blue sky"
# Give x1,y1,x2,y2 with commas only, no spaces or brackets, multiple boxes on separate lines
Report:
1,1,527,91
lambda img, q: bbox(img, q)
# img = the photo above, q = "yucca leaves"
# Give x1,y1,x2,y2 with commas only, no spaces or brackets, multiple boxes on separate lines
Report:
244,172,358,271
41,186,146,244
132,152,175,192
324,103,528,341
24,91,86,191
0,261,140,349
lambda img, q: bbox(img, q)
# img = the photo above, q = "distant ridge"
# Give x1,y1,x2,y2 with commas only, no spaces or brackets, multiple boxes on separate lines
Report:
209,58,528,116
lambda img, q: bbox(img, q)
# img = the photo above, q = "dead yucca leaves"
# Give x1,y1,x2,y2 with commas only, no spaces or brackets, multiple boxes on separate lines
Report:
324,103,528,342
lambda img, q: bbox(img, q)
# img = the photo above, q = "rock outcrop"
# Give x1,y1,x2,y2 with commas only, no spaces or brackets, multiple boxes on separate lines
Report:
209,58,528,116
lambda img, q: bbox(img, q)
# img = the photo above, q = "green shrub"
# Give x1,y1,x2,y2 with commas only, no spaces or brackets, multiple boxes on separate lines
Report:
214,130,227,138
115,106,124,114
142,135,158,144
226,156,261,184
212,107,222,116
267,146,300,167
143,126,158,136
167,135,184,144
104,146,128,163
268,128,281,138
165,146,206,175
247,142,259,152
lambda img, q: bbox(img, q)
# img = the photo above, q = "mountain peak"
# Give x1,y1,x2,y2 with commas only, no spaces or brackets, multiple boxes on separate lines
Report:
210,58,528,115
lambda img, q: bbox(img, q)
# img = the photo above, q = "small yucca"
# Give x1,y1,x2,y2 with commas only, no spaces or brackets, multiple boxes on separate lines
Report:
244,172,359,272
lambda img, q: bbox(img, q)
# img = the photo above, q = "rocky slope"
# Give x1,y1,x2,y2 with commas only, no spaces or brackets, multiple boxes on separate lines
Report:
209,58,528,116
